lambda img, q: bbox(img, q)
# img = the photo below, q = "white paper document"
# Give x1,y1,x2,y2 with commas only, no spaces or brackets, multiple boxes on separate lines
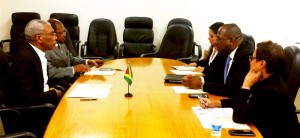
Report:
84,70,115,75
67,84,112,98
170,70,203,75
172,66,196,71
192,107,250,130
172,86,205,94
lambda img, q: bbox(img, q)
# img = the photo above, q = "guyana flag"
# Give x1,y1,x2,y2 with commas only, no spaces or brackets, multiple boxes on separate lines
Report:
124,63,133,85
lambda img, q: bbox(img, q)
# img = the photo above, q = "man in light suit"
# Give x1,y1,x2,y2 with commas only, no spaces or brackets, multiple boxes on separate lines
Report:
9,19,63,106
45,19,104,84
183,23,254,97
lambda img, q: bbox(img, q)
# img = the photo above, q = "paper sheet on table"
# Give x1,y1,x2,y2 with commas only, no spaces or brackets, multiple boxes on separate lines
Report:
172,86,205,94
172,66,196,71
170,70,203,75
67,84,112,98
192,107,250,130
84,70,115,75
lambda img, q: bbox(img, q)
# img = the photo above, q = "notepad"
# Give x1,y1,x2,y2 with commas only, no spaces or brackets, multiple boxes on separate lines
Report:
192,107,250,130
172,86,205,94
172,66,196,71
67,84,112,98
164,74,185,83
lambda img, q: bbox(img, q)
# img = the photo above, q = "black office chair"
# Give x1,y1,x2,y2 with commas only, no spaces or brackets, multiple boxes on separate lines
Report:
167,18,202,63
119,17,156,58
282,46,300,103
0,48,55,137
142,24,194,62
0,12,41,62
50,13,80,56
80,18,119,60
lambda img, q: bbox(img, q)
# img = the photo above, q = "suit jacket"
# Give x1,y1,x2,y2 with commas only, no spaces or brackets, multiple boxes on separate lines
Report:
45,43,86,78
221,74,299,138
203,35,255,97
9,43,58,106
202,52,227,83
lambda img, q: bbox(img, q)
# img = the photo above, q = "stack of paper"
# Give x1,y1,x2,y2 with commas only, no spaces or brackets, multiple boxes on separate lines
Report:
67,84,112,98
192,107,250,129
172,86,205,94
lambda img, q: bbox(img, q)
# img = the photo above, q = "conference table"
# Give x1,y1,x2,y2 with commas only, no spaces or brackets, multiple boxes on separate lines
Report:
44,58,262,138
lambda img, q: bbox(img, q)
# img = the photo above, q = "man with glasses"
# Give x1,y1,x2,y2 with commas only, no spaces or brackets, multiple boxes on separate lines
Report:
45,19,104,85
8,19,63,105
183,23,254,97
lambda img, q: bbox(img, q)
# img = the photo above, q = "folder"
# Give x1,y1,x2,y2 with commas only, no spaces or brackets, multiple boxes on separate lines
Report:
164,74,185,83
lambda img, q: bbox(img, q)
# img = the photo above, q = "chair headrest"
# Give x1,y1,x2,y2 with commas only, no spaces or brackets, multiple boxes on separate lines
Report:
50,13,79,26
168,18,192,28
12,12,41,25
125,17,153,29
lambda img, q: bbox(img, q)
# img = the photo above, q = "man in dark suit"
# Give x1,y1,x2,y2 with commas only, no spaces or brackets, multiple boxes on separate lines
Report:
45,19,104,84
9,19,63,106
183,23,254,97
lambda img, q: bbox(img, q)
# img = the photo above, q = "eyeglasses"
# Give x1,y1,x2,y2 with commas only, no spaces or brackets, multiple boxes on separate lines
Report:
56,31,66,35
249,56,257,61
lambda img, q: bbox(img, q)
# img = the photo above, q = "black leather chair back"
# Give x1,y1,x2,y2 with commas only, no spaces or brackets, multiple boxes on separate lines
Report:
167,18,192,28
282,46,300,101
157,24,194,59
86,18,118,59
10,12,41,54
122,17,155,58
243,34,255,50
50,13,79,56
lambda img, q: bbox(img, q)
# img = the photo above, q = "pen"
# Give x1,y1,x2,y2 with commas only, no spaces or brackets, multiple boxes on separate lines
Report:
198,96,207,107
80,99,97,101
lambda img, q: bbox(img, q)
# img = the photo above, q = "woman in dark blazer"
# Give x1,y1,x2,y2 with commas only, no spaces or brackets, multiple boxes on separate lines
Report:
199,40,299,138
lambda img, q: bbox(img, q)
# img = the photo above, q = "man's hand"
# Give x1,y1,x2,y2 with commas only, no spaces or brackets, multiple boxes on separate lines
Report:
74,64,90,73
182,75,203,89
50,88,63,99
193,66,204,72
88,59,104,68
188,62,197,67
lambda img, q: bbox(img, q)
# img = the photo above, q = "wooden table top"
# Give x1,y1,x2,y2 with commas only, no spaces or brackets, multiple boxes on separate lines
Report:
44,58,262,138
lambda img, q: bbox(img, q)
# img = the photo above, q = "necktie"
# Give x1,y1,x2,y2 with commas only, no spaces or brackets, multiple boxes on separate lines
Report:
57,45,63,53
224,56,232,84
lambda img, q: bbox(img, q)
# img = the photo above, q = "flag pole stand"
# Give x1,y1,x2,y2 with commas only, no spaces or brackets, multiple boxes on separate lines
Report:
125,84,133,97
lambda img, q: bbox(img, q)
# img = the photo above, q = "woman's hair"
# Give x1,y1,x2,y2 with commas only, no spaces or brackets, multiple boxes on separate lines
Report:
209,22,224,34
256,40,285,74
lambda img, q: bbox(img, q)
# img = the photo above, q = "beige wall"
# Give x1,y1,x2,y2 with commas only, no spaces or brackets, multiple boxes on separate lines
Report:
0,0,300,51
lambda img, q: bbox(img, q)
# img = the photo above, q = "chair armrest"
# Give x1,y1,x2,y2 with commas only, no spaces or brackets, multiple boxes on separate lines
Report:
3,131,37,138
79,42,87,57
118,44,125,58
0,39,11,49
114,43,120,59
177,55,193,63
296,109,300,114
72,40,81,56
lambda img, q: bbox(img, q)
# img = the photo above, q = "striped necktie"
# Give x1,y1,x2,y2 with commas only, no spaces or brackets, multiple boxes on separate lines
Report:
223,56,232,84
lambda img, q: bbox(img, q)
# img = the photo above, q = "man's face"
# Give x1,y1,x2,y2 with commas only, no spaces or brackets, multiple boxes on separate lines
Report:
215,28,232,55
39,24,57,51
55,23,66,43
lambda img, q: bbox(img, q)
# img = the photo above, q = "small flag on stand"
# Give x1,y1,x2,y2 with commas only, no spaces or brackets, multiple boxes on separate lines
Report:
124,63,133,85
124,63,133,97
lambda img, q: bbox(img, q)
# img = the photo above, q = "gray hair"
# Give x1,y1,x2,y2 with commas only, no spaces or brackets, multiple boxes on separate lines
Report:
24,19,50,42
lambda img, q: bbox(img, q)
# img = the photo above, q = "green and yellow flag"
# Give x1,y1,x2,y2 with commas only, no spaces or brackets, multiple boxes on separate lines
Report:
124,63,133,85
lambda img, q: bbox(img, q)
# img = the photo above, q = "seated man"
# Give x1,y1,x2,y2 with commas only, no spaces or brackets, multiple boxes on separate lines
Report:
183,23,254,97
9,19,63,106
198,41,299,138
45,19,104,85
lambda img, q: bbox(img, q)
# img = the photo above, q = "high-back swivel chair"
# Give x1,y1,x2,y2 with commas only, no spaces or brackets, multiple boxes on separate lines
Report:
0,12,41,62
119,17,156,58
80,18,119,60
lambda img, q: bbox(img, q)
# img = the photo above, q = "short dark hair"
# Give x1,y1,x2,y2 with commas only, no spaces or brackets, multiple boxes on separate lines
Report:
209,22,224,34
48,18,62,31
256,40,285,74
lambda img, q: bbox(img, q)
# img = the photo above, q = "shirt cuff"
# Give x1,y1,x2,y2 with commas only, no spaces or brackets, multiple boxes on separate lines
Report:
85,60,89,65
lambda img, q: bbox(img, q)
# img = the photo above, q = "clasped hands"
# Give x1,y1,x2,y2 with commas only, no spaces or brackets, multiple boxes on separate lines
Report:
182,75,203,89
